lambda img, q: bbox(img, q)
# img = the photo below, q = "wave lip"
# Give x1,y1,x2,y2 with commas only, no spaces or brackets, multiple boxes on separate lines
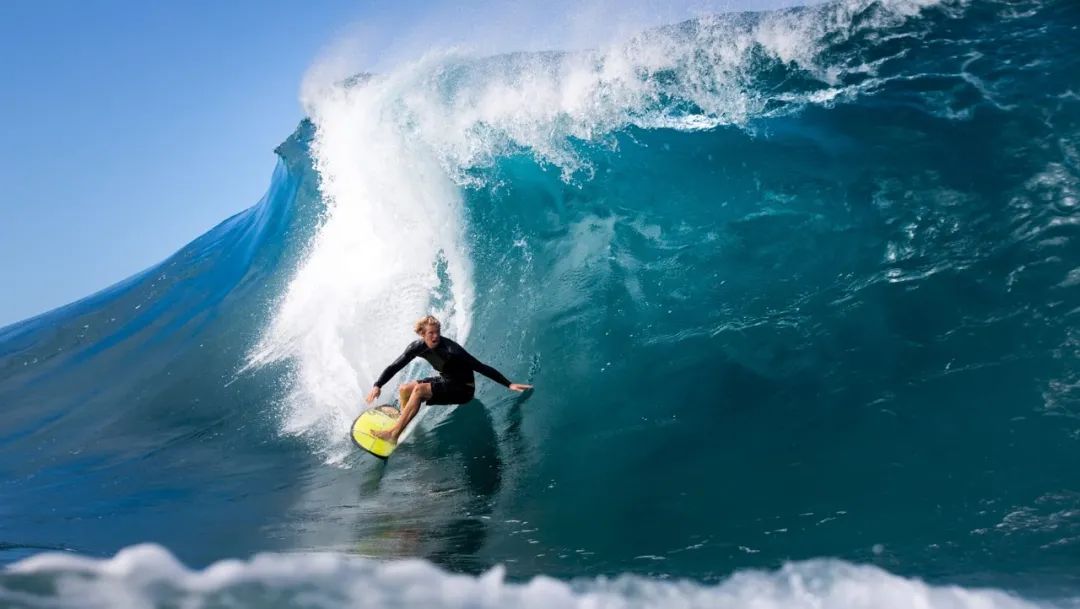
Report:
1,544,1057,609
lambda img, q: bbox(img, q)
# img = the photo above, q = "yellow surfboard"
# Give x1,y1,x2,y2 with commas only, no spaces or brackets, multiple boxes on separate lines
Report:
350,405,401,458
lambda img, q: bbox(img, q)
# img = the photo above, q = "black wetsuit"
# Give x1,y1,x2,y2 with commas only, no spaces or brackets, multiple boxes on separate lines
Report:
374,337,511,405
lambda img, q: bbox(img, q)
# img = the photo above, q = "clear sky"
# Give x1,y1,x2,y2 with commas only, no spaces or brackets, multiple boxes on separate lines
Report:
0,0,807,328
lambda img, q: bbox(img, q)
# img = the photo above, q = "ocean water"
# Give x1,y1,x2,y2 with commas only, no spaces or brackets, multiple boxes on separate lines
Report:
2,0,1079,606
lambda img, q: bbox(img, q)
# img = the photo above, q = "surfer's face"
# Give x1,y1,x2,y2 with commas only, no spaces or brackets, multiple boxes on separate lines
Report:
421,325,441,348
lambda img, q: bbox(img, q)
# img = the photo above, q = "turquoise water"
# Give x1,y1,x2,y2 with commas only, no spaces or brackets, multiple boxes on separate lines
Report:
2,0,1079,606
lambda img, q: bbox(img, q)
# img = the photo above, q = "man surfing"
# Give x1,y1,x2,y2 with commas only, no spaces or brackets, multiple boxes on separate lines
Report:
365,315,532,442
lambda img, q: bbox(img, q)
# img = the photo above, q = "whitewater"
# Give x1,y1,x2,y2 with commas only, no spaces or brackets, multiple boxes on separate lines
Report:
1,0,1078,606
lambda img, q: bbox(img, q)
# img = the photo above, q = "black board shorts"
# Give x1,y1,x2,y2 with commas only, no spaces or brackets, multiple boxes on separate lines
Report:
418,376,475,405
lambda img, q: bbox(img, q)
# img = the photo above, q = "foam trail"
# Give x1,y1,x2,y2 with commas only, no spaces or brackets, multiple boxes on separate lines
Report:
1,544,1057,609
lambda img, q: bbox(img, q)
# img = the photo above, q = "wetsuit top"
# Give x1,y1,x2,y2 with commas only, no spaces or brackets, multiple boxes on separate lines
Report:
374,337,512,389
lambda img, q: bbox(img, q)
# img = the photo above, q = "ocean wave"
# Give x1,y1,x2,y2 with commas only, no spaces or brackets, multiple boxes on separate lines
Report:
1,0,1077,588
1,544,1058,609
248,0,971,464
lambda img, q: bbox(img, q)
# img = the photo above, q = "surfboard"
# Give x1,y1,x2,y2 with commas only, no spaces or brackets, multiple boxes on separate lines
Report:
350,405,401,458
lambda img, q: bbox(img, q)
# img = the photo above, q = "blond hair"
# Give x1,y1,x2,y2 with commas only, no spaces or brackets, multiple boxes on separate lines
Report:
414,315,441,336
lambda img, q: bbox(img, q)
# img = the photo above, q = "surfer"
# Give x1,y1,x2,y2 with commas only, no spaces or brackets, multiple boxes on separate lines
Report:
365,315,532,442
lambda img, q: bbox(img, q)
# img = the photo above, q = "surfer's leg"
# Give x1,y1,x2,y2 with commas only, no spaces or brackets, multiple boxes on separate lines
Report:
376,382,431,441
398,381,415,412
392,382,431,440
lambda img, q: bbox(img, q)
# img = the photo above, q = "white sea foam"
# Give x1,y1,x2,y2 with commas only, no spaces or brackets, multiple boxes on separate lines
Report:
249,0,956,463
2,544,1058,609
247,65,475,464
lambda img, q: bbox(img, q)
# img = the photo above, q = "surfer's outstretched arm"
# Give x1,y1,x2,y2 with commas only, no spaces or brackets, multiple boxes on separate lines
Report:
365,341,422,403
463,350,533,392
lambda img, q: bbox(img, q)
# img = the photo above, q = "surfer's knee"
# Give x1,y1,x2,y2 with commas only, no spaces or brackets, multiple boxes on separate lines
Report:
417,382,433,398
401,380,417,391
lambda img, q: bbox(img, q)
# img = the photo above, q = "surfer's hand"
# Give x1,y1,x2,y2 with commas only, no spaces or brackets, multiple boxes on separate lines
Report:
509,383,533,392
365,386,381,403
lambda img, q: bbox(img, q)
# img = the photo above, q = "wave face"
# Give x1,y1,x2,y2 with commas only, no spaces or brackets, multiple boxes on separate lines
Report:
2,0,1079,603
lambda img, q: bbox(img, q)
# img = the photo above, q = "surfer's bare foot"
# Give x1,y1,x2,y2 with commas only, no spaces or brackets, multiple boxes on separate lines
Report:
372,428,398,442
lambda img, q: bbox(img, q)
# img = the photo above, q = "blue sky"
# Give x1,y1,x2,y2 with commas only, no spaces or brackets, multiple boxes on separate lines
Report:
0,1,372,326
0,0,805,327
